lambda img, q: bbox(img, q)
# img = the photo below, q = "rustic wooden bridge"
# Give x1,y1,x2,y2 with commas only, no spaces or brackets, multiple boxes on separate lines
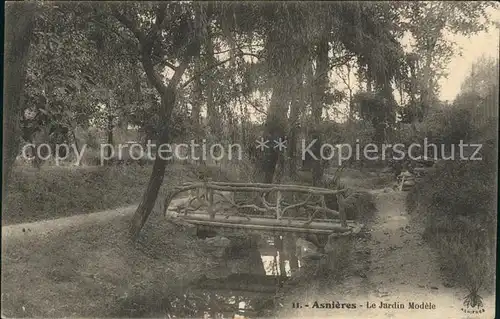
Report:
163,181,363,237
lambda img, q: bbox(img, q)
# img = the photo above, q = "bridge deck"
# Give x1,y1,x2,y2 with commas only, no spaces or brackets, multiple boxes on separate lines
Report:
176,212,361,235
163,181,363,237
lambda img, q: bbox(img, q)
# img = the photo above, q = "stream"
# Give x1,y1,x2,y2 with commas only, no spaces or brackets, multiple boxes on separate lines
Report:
167,234,321,319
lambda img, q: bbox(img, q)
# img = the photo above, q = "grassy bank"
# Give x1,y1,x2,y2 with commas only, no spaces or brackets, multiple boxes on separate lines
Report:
1,212,220,318
4,165,155,225
3,162,239,226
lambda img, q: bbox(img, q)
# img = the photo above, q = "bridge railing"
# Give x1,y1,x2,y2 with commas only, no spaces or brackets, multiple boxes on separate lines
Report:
163,181,353,233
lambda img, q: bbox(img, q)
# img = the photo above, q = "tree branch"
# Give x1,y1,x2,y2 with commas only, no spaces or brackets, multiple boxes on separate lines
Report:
112,9,146,44
139,51,167,95
210,45,261,56
243,95,268,116
329,54,357,71
311,53,357,85
113,8,176,95
146,4,169,46
181,53,259,89
160,59,177,72
181,56,233,89
88,18,131,44
168,61,189,90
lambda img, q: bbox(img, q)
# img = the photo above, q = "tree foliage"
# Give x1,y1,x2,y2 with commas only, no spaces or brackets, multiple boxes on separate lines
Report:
397,1,498,123
7,2,498,238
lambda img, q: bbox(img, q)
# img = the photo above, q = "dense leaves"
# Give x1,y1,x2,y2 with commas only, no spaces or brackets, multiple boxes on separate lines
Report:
8,2,498,237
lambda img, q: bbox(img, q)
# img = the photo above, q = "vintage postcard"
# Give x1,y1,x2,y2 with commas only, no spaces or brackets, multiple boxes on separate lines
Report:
2,1,498,318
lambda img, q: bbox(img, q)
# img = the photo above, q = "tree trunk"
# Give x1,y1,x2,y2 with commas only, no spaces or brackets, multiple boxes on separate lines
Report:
32,129,50,169
127,50,189,240
311,37,329,186
373,122,386,147
408,58,419,138
260,80,289,183
420,54,433,120
114,8,194,239
72,130,82,165
191,75,203,164
106,113,114,164
3,2,36,189
346,64,355,123
129,89,178,238
287,74,303,180
143,126,155,146
191,78,202,131
205,26,219,139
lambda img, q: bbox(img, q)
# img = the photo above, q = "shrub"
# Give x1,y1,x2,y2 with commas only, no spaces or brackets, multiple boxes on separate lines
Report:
406,113,496,293
341,190,377,221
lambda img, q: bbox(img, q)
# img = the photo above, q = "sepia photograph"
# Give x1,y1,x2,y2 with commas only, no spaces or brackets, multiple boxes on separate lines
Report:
2,1,499,318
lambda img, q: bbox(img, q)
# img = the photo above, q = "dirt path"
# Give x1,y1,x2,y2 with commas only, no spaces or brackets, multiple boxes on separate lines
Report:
1,196,191,240
277,189,494,319
2,205,137,240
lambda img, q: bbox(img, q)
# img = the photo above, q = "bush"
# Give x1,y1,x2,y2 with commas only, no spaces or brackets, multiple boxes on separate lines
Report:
406,115,496,292
341,190,377,221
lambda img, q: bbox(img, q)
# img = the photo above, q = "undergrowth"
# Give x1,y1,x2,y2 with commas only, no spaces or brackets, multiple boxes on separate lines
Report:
406,117,497,294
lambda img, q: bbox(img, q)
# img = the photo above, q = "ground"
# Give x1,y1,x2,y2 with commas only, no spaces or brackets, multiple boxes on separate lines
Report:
1,198,222,318
1,170,495,318
277,189,495,319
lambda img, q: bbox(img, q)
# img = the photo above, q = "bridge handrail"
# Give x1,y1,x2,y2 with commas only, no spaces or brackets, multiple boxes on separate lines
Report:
177,181,347,195
164,181,349,228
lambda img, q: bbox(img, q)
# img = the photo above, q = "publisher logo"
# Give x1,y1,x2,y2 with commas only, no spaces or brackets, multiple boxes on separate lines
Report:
461,291,485,314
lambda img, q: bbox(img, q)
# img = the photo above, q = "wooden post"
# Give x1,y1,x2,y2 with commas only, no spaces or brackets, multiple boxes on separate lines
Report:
276,190,282,219
337,193,347,227
201,179,213,219
207,188,214,219
163,191,176,217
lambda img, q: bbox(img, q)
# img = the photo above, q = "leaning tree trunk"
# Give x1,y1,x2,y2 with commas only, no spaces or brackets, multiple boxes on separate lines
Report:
129,88,180,238
113,5,200,239
3,2,36,191
126,51,188,240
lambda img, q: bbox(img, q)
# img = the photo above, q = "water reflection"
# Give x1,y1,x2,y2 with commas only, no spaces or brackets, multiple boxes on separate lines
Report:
260,235,301,277
113,233,327,318
187,234,317,318
166,289,267,319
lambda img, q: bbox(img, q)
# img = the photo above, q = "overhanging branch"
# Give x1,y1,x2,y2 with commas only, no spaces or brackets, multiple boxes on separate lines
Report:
181,56,233,89
113,8,185,97
181,52,260,89
243,95,268,116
